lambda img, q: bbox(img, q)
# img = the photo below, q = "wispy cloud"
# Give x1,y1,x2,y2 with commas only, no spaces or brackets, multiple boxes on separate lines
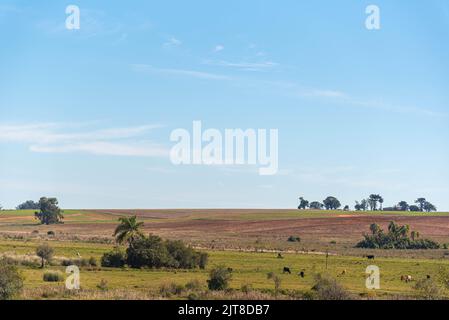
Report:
204,60,279,72
213,45,224,52
0,123,167,157
163,36,182,48
131,64,231,80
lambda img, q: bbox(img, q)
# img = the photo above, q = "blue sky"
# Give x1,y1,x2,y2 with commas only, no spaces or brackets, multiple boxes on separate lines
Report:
0,0,448,209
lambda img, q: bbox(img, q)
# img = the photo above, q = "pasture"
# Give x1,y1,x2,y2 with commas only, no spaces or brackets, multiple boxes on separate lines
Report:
1,209,449,299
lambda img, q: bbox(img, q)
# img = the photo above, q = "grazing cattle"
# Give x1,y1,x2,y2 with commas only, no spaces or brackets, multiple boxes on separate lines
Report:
427,275,431,279
366,255,375,260
227,268,233,273
298,271,305,278
283,267,291,274
277,253,284,259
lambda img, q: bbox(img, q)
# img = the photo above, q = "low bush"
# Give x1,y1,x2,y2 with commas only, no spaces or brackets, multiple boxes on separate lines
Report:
159,282,184,298
101,248,126,268
207,266,232,291
414,278,442,300
309,274,351,300
287,236,301,243
97,279,109,291
43,271,65,282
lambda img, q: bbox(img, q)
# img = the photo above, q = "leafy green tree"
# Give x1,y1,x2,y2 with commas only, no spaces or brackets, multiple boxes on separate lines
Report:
323,197,341,210
368,194,383,211
36,244,54,268
397,201,409,211
415,198,427,212
423,201,437,213
309,202,324,210
34,197,64,225
298,197,309,210
409,205,420,212
0,259,23,300
114,216,145,245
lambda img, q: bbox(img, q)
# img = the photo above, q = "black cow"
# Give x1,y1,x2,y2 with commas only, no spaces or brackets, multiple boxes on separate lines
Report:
366,255,375,260
283,267,291,274
298,271,305,278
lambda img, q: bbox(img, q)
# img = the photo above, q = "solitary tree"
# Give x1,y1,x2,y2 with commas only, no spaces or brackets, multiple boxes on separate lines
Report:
34,197,64,225
36,244,54,268
323,197,341,210
415,198,427,212
113,216,145,245
368,194,383,211
298,197,309,210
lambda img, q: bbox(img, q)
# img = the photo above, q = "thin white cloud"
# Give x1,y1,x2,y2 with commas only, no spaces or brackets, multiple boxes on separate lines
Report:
29,142,167,157
204,60,279,72
0,123,167,157
213,45,224,52
163,37,182,48
131,64,231,80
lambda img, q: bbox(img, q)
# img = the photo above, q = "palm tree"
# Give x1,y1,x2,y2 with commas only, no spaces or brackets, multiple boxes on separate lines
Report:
113,215,145,245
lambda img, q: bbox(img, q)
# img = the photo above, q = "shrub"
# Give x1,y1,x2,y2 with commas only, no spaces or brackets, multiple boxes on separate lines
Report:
97,279,108,291
43,270,65,282
126,235,174,268
165,240,201,269
185,279,202,291
197,252,209,270
207,266,232,291
310,274,351,300
414,278,442,300
0,259,23,300
287,236,301,243
159,282,184,297
88,257,97,267
101,248,126,268
241,283,253,294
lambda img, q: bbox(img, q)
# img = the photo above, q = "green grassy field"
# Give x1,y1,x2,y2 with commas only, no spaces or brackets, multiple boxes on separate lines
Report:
1,209,449,299
1,237,448,300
